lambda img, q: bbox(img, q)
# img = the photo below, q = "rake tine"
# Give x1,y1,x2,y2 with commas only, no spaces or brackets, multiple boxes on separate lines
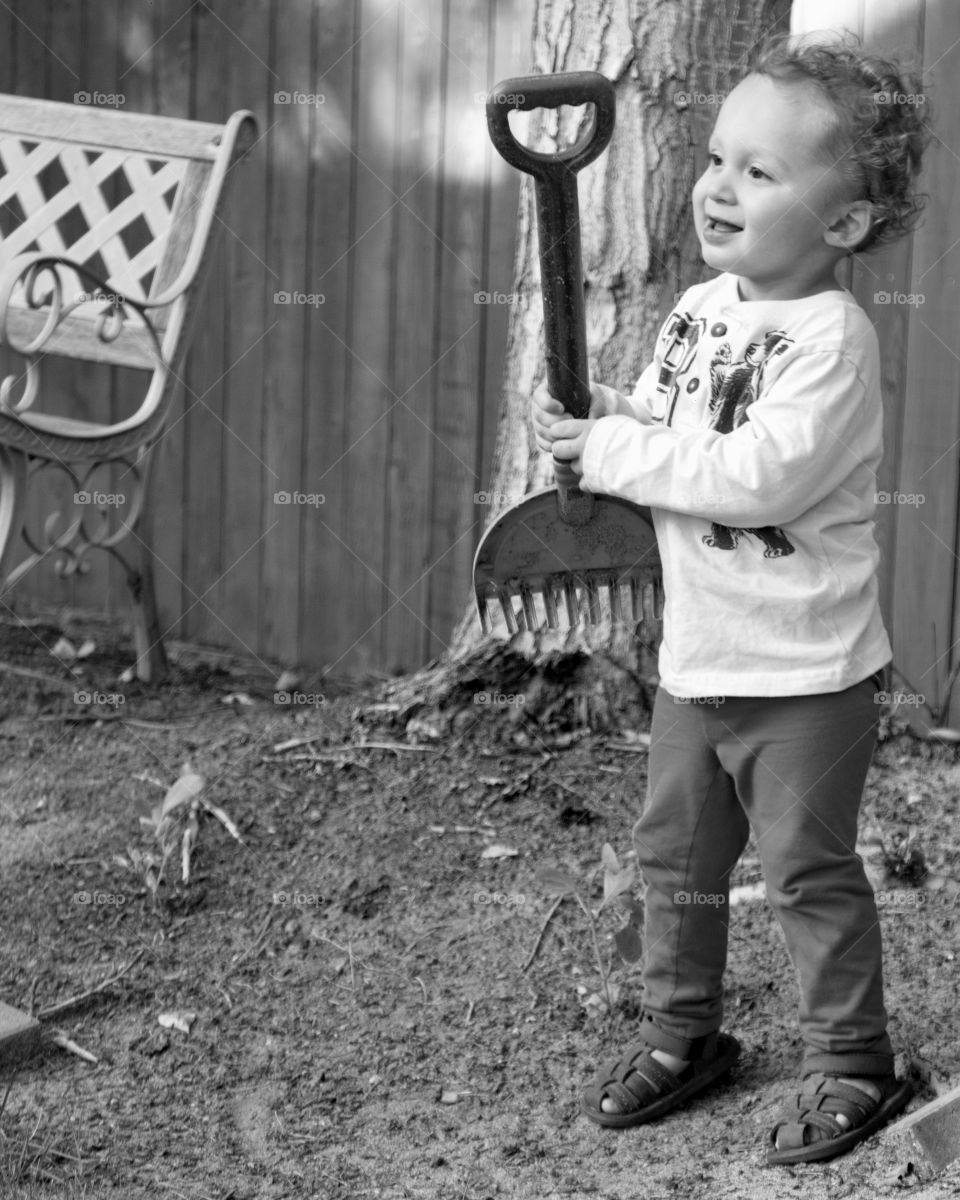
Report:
642,582,657,627
542,582,559,628
585,576,602,624
498,586,519,634
563,579,579,626
520,582,539,630
629,576,642,623
609,575,623,623
478,591,491,634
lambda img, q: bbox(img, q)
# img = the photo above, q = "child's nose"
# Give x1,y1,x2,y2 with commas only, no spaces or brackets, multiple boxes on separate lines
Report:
707,168,736,204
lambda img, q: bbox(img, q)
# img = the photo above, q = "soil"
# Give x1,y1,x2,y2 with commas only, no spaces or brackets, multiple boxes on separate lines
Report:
0,613,959,1200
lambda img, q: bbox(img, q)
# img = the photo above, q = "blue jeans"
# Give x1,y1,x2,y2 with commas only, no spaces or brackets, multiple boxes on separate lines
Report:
632,675,894,1078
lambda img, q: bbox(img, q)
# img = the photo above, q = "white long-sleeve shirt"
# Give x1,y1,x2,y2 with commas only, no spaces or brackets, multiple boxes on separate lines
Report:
580,271,892,697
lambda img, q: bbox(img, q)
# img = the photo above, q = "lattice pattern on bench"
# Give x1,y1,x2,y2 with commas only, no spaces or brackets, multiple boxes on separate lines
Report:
0,94,257,679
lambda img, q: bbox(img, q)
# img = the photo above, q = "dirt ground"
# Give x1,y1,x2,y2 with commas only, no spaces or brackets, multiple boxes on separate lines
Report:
0,613,959,1200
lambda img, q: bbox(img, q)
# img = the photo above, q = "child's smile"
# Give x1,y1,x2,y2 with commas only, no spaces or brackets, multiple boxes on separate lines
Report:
692,74,864,300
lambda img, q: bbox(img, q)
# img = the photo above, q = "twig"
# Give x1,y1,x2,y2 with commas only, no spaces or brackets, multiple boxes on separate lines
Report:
0,659,75,690
37,949,145,1021
576,893,613,1009
217,911,274,986
50,1030,98,1063
521,894,565,972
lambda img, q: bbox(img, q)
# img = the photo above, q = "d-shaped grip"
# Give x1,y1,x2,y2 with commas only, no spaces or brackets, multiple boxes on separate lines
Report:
486,72,615,178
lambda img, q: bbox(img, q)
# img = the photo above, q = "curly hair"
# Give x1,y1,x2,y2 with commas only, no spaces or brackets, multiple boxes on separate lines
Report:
749,33,931,253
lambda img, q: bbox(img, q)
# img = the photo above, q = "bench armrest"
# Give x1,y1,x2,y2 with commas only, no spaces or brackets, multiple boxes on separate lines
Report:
0,253,168,415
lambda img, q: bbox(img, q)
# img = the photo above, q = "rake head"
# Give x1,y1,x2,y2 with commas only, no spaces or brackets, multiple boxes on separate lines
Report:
473,489,662,634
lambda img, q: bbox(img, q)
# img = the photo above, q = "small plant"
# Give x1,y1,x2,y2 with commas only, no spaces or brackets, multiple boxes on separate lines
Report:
115,763,242,902
535,843,643,1015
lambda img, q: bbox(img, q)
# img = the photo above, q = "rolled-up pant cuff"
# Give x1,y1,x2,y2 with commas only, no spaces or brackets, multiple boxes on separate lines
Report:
802,1050,895,1077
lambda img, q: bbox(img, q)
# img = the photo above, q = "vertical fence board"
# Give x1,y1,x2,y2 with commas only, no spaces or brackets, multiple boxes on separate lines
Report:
142,0,195,641
212,0,272,664
893,5,960,722
850,0,925,641
379,0,445,672
425,0,491,660
299,1,357,673
336,0,401,673
182,2,231,647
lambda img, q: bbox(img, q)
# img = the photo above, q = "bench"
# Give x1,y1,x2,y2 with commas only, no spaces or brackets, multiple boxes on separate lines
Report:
0,94,257,679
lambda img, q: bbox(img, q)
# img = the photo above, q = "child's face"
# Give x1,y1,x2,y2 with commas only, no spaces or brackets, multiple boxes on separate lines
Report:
691,74,856,300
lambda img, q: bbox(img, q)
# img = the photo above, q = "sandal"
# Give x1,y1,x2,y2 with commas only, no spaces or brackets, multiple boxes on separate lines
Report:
767,1072,913,1165
581,1030,741,1129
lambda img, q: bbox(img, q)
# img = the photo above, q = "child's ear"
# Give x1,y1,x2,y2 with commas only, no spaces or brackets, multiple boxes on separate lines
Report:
824,201,874,251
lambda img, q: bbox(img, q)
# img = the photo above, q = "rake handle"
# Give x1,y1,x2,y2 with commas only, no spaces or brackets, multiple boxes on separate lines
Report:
486,72,615,523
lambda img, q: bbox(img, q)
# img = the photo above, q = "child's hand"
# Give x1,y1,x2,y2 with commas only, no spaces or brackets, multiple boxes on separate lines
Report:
531,382,611,453
550,418,597,478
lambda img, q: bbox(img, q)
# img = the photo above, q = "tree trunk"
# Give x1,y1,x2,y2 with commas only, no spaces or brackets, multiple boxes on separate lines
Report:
451,0,790,659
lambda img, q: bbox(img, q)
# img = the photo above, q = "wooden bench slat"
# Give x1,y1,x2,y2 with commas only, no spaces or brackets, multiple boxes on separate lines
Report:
0,94,226,160
3,305,160,369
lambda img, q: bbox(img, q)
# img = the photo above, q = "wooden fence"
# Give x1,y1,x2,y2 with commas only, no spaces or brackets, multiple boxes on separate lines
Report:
0,0,531,675
3,0,960,722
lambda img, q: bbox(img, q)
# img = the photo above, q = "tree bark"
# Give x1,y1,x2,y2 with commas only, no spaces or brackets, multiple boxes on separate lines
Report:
451,0,790,658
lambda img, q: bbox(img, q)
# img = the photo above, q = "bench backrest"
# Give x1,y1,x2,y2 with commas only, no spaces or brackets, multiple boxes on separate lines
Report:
0,95,256,372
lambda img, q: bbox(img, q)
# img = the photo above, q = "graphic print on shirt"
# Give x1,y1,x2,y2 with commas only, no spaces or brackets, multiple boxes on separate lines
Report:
702,330,796,559
654,311,705,425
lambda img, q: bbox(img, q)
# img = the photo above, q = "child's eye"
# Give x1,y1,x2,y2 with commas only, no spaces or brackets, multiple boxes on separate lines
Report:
708,152,722,167
748,165,771,181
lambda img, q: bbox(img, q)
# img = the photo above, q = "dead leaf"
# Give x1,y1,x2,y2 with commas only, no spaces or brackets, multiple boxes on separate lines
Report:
158,1011,197,1035
481,844,518,860
222,692,254,707
614,924,643,964
439,1089,460,1104
275,669,302,694
406,717,441,742
181,814,199,883
51,636,76,664
160,769,205,820
203,801,242,843
601,843,620,873
76,639,96,659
